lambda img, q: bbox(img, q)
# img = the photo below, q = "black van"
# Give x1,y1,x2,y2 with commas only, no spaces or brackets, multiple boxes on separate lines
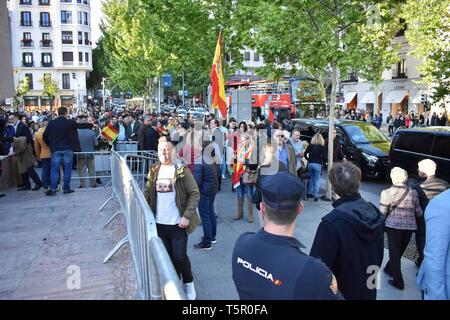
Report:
389,127,450,182
292,118,391,179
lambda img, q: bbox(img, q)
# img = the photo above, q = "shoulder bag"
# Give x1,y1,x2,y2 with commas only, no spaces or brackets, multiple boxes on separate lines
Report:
386,188,410,218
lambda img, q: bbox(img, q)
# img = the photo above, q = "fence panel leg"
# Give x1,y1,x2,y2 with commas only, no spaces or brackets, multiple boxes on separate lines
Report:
103,236,129,263
104,211,124,229
98,195,116,212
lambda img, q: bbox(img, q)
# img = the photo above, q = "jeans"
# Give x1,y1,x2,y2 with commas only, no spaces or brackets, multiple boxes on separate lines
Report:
156,224,193,283
41,158,51,189
307,163,322,198
198,195,216,246
50,150,74,192
384,227,413,289
236,180,254,200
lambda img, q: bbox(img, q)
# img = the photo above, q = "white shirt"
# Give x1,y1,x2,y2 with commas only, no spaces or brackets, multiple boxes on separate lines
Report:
156,165,181,225
118,123,126,141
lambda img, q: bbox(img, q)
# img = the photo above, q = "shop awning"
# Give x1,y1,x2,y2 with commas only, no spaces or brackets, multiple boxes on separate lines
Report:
384,90,408,104
359,91,380,104
343,92,357,103
411,91,427,104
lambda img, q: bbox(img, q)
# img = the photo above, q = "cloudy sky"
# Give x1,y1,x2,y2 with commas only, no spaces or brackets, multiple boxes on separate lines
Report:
91,0,104,47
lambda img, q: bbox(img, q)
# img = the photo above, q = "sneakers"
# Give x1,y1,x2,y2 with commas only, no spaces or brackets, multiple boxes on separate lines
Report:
46,190,56,196
63,189,75,194
183,282,196,300
193,242,212,251
221,174,226,179
202,237,217,244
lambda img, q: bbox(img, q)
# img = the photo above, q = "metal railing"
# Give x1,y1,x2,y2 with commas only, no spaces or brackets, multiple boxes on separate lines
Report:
98,150,184,300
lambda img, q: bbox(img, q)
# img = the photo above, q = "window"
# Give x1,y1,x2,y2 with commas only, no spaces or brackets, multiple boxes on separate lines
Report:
21,11,32,26
25,73,33,90
61,10,72,24
395,133,434,155
254,53,259,62
40,12,51,27
225,53,231,62
84,32,89,45
85,52,89,62
78,32,83,44
22,53,33,67
62,51,74,64
79,52,83,62
83,12,89,26
20,0,32,4
77,0,89,4
41,53,52,67
244,51,250,61
393,59,407,78
41,32,51,47
39,0,50,5
61,0,72,3
62,73,70,89
22,32,32,47
23,32,32,40
78,11,82,24
42,33,50,41
431,136,450,159
62,31,73,44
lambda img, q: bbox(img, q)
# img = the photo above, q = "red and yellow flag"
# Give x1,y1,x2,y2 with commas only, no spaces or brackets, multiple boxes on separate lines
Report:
210,31,227,118
101,123,119,144
232,145,255,189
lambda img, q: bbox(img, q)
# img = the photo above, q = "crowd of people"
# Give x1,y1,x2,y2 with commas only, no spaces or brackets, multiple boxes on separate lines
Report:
0,104,449,300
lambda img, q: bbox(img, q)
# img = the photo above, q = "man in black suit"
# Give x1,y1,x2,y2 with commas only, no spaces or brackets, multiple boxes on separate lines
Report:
137,117,158,151
43,107,92,196
128,114,141,141
5,113,42,191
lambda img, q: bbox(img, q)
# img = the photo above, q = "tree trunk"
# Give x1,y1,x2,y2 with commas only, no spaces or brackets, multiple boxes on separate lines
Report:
326,62,337,200
374,82,379,115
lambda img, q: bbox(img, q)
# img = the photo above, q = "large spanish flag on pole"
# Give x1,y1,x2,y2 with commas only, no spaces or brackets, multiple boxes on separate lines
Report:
210,31,227,118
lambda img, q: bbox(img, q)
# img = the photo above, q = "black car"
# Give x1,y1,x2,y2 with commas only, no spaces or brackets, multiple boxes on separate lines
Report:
292,118,391,179
389,127,450,182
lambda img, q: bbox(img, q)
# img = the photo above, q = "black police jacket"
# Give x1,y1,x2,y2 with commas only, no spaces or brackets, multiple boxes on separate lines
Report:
232,229,343,300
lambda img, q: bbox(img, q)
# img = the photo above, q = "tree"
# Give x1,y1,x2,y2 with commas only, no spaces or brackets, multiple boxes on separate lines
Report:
402,0,450,107
353,4,402,114
236,0,399,198
86,37,110,90
40,75,59,114
14,69,29,111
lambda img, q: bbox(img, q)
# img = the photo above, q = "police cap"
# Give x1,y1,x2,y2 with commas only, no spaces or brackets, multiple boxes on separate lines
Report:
260,171,304,210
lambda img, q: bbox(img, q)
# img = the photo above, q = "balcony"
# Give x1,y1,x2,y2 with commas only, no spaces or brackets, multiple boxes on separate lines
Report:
20,20,33,27
39,0,50,5
40,40,52,48
41,62,53,68
22,61,34,67
62,61,74,66
62,40,74,45
392,68,408,79
21,40,34,47
342,73,358,83
84,39,91,45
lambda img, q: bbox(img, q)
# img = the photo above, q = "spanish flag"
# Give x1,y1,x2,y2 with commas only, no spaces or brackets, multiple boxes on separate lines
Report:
101,123,119,144
210,31,227,118
232,145,255,189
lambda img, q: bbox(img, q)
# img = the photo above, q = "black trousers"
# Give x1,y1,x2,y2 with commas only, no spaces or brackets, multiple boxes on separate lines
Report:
415,217,426,266
156,224,193,283
22,166,42,189
384,227,413,289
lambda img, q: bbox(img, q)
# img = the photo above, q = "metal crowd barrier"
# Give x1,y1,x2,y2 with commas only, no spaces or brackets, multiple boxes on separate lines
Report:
114,141,138,152
98,150,185,300
72,150,158,188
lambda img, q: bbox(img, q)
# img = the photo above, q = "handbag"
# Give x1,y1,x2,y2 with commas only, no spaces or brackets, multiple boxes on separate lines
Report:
242,169,258,185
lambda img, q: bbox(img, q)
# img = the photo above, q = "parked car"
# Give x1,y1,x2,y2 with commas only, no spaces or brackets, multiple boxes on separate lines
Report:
292,118,391,179
389,127,450,182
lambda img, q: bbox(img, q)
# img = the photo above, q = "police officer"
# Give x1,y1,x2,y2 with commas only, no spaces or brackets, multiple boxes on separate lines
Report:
232,171,343,300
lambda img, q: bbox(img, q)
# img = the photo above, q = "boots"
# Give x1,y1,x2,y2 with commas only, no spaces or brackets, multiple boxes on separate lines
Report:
247,199,254,223
233,197,244,220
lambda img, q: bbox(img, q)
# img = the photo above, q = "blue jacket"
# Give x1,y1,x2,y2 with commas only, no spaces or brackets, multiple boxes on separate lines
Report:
417,189,450,300
43,117,91,152
193,156,218,199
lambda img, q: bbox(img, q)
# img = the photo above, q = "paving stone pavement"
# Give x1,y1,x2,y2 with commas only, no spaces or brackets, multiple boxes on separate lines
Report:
0,172,421,300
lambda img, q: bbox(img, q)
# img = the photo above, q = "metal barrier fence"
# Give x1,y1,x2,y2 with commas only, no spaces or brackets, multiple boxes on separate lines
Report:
98,150,185,300
72,150,158,188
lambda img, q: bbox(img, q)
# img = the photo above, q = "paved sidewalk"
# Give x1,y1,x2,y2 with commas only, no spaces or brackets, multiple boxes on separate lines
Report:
0,187,137,299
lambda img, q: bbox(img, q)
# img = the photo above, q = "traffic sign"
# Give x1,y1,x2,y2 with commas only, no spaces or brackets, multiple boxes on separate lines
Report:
162,74,172,87
184,90,188,97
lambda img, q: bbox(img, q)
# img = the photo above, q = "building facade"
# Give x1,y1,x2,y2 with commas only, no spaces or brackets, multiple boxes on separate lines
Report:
7,0,93,112
227,49,266,81
0,0,15,106
341,28,434,120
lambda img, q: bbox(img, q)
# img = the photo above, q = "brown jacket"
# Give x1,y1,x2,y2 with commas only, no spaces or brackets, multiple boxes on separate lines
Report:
13,136,36,174
144,163,201,234
286,143,297,175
